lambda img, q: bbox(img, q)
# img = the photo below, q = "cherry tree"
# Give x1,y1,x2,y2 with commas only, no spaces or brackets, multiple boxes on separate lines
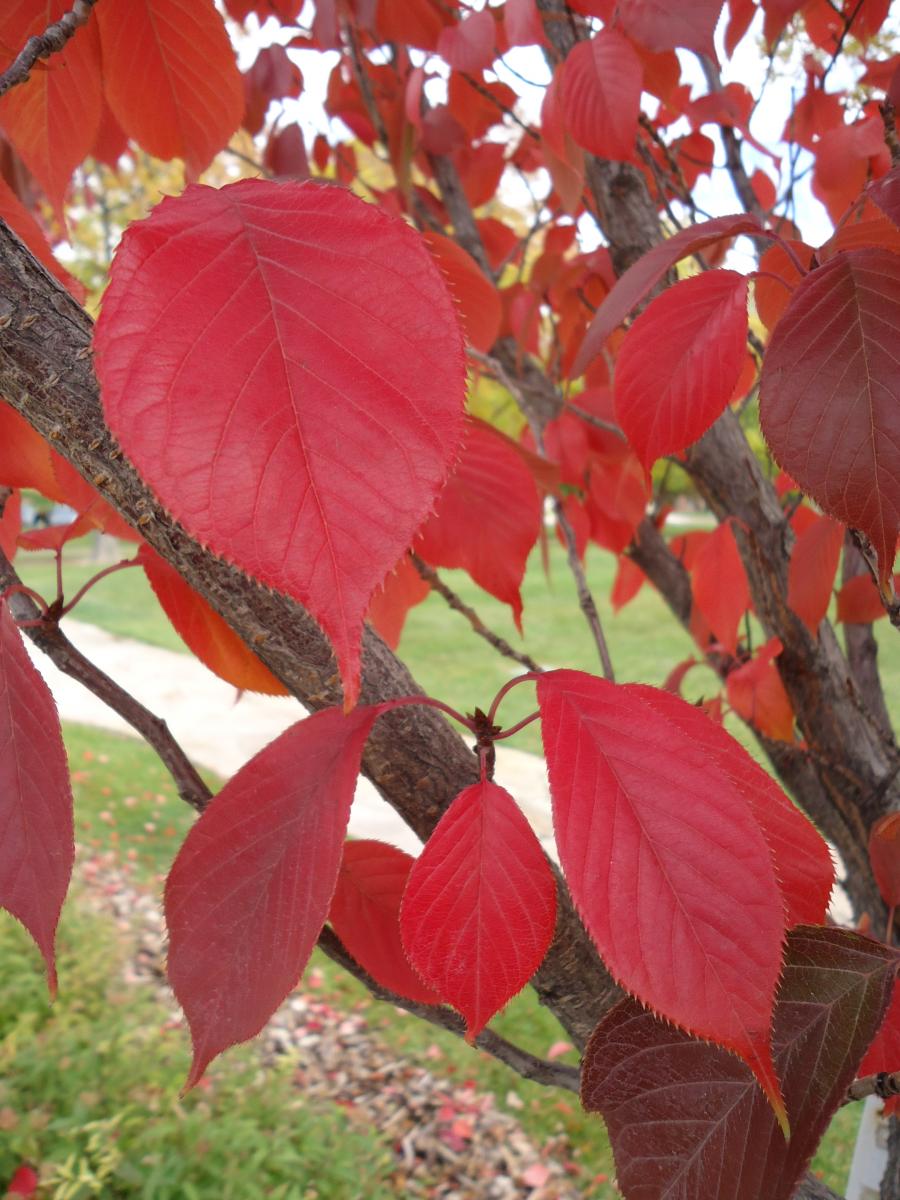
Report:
0,1,899,1197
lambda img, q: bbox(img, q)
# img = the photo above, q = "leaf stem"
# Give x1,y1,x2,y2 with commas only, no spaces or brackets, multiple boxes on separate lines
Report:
493,710,542,742
58,556,140,617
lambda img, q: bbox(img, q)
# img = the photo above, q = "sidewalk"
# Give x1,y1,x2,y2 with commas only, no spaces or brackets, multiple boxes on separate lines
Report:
26,619,554,855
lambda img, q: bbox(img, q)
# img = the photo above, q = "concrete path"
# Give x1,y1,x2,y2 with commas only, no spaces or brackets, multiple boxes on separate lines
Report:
26,619,554,855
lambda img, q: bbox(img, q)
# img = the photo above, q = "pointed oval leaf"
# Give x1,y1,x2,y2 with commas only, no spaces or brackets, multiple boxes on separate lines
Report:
165,704,386,1088
727,637,796,743
0,1,102,220
437,9,495,73
572,213,765,376
614,270,749,468
414,420,542,628
537,669,787,1121
760,249,900,584
138,545,288,696
859,976,900,1078
0,175,84,298
837,571,898,623
96,0,243,176
869,811,900,908
422,231,502,354
559,29,642,163
616,0,724,57
786,513,844,633
400,780,557,1039
0,601,73,993
329,839,440,1005
95,179,466,706
690,520,750,654
581,926,897,1200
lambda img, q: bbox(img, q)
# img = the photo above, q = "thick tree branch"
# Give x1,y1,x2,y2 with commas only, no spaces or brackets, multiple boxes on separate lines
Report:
0,513,212,812
843,533,894,738
0,218,615,1049
0,0,99,99
317,926,581,1094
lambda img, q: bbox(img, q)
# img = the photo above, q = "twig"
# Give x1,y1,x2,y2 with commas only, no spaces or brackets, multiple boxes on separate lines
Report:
410,554,543,674
821,0,864,84
850,529,900,631
845,1069,900,1105
317,925,581,1093
0,0,99,99
0,504,212,812
882,100,900,168
553,498,616,681
697,55,767,223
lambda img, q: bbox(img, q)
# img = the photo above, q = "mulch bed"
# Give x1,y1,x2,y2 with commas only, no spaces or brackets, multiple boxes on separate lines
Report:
77,853,596,1199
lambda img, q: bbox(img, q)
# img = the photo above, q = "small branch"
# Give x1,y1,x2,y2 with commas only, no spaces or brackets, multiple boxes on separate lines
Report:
845,1069,900,1105
0,525,212,813
850,529,900,631
409,553,543,674
821,0,864,84
317,925,581,1094
0,0,99,99
882,100,900,168
697,56,766,223
59,556,139,617
553,498,616,681
841,532,895,740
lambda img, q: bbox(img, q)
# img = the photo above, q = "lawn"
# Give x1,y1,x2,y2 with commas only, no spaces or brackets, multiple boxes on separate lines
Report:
7,533,893,1193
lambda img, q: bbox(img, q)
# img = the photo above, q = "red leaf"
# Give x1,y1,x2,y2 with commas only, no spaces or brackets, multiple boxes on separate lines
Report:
572,213,765,376
786,513,844,633
138,545,288,695
859,977,900,1077
263,125,310,180
869,812,900,908
559,29,642,163
537,669,787,1126
760,249,900,584
644,686,833,928
437,9,495,73
727,637,796,742
96,0,243,177
0,601,73,994
423,231,502,353
0,403,61,498
0,1,102,221
581,927,897,1200
0,176,84,298
614,270,749,468
415,419,541,628
5,1165,39,1197
837,571,899,623
504,0,546,47
869,165,900,229
400,780,557,1038
610,555,645,612
0,491,20,562
329,839,440,1005
691,521,750,654
165,705,387,1087
17,512,94,552
615,0,724,58
366,554,430,650
754,240,813,332
95,180,466,707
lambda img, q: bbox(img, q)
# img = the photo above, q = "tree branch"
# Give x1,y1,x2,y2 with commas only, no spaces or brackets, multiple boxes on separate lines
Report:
410,554,543,674
317,926,581,1094
843,533,895,739
0,0,99,99
0,217,615,1050
0,503,212,812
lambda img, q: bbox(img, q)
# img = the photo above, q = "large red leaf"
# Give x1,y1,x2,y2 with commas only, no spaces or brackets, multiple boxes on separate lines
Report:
96,0,243,177
537,669,787,1125
0,601,73,993
641,686,833,928
95,179,466,707
614,270,749,468
786,513,844,633
691,520,750,654
138,545,288,696
760,250,900,584
400,780,557,1039
329,839,440,1005
581,927,897,1200
559,29,642,163
869,812,900,908
615,0,724,58
0,1,102,220
572,213,765,376
414,419,541,628
165,704,387,1088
